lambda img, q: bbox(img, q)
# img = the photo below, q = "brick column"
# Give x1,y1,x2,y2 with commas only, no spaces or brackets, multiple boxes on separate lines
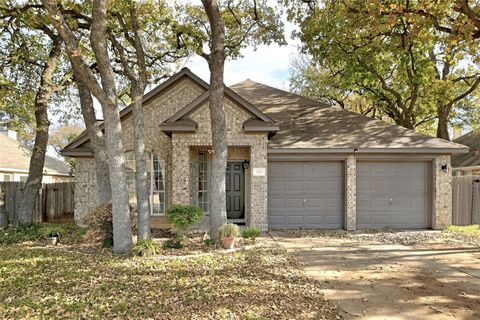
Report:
345,155,357,230
171,138,190,205
249,140,268,231
432,155,452,229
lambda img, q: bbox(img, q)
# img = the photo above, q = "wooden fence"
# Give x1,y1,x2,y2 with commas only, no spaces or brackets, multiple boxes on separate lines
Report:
0,182,75,226
452,175,480,225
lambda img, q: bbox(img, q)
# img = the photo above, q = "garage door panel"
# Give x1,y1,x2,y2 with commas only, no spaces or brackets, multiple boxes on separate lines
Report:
287,198,304,208
270,198,286,208
357,161,429,229
268,161,344,229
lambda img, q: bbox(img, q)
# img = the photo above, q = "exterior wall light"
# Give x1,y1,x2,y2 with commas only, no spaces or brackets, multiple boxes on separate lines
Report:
441,163,449,173
243,160,250,169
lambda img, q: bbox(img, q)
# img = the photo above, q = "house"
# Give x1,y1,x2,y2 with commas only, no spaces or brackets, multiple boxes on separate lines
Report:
452,129,480,176
0,128,72,182
62,68,468,230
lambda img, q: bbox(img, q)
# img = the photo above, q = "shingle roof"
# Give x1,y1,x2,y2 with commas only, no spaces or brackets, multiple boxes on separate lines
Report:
0,134,71,175
452,130,480,167
230,80,468,152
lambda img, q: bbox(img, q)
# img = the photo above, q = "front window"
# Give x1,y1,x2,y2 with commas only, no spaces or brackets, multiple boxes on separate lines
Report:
152,154,166,215
125,151,166,216
198,151,209,214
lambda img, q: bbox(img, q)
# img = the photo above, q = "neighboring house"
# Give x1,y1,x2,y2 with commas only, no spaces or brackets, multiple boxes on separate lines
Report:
452,130,480,176
0,129,72,183
62,68,468,230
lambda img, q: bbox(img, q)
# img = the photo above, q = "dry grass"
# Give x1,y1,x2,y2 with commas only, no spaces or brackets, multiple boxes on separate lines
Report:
0,243,340,319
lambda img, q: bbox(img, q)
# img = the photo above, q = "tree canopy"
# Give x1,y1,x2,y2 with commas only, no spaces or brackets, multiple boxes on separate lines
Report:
286,0,480,139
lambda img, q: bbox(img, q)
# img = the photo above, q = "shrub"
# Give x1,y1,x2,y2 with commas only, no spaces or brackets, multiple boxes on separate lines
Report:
203,238,214,246
162,235,184,249
242,227,262,240
0,223,86,245
132,239,161,256
166,204,203,234
218,223,240,239
83,202,134,247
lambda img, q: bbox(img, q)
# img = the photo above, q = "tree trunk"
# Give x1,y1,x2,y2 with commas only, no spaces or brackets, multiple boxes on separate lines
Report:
131,82,151,241
90,0,133,253
41,0,133,252
437,105,451,140
201,0,228,241
17,41,61,226
76,79,111,204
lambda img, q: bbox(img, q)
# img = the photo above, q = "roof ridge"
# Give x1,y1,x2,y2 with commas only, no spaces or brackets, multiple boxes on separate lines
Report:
230,79,331,108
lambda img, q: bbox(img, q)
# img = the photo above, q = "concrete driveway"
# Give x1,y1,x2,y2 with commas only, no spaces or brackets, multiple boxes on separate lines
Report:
270,231,480,320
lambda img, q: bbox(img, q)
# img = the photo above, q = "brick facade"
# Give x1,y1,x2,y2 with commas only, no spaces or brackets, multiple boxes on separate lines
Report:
73,77,269,230
72,74,454,231
432,155,453,229
345,155,357,230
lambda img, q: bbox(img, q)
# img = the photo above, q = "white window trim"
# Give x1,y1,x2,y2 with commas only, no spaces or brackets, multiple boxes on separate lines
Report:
197,151,210,215
125,151,167,216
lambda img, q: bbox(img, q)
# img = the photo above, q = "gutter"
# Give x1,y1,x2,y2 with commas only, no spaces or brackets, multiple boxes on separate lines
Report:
268,147,469,155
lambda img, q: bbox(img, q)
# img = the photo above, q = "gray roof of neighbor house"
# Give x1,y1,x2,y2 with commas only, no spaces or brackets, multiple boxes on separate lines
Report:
0,133,71,175
452,130,480,167
230,80,468,153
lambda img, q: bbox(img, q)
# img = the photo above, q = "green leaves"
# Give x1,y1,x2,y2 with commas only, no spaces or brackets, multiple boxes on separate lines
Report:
286,0,480,136
177,0,285,61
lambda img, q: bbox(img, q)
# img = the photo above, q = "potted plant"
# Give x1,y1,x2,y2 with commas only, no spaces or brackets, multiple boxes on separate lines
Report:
218,223,240,249
46,231,59,246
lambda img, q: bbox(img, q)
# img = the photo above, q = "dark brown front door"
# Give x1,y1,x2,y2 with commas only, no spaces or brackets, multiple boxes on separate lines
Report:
226,162,244,219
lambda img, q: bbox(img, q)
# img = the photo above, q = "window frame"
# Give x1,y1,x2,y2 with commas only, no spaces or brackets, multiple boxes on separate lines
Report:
197,151,210,215
124,151,167,216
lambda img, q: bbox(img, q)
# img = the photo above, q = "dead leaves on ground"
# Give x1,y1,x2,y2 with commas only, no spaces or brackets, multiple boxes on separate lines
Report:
0,244,340,320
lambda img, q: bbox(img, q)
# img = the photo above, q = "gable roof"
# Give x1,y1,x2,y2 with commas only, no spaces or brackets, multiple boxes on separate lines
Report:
452,130,480,167
63,67,276,154
0,134,71,175
230,80,468,153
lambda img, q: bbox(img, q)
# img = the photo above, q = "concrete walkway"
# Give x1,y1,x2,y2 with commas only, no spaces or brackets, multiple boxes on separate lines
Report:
270,231,480,320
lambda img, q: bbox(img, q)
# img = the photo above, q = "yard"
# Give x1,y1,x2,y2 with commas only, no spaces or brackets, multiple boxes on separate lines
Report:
0,225,339,320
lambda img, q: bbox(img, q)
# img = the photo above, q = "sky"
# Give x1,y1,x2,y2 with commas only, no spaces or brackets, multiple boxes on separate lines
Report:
183,41,297,90
176,0,298,90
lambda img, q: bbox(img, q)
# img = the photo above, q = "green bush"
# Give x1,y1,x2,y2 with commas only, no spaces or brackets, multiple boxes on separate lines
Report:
203,238,214,246
0,223,87,245
163,235,184,249
242,227,262,240
218,223,240,239
166,204,203,233
132,239,161,256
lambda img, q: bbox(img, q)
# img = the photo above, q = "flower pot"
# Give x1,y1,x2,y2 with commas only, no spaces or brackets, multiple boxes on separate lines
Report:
222,236,235,249
46,237,58,246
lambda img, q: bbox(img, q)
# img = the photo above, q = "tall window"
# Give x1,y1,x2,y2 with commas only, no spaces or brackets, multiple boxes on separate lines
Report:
152,154,166,215
198,151,209,213
125,151,166,216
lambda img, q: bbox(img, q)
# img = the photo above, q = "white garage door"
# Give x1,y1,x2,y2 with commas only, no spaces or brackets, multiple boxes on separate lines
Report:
268,161,344,229
357,161,430,229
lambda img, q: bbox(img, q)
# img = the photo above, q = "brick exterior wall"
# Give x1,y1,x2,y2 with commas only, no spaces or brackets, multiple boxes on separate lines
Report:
432,155,453,229
72,75,453,231
345,155,357,230
73,77,269,230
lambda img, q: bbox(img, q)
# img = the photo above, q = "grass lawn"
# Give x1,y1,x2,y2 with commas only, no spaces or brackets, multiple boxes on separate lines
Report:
0,243,338,319
445,224,480,237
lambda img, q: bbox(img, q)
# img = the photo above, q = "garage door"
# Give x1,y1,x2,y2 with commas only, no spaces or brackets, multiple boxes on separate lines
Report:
357,161,429,229
268,162,344,229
